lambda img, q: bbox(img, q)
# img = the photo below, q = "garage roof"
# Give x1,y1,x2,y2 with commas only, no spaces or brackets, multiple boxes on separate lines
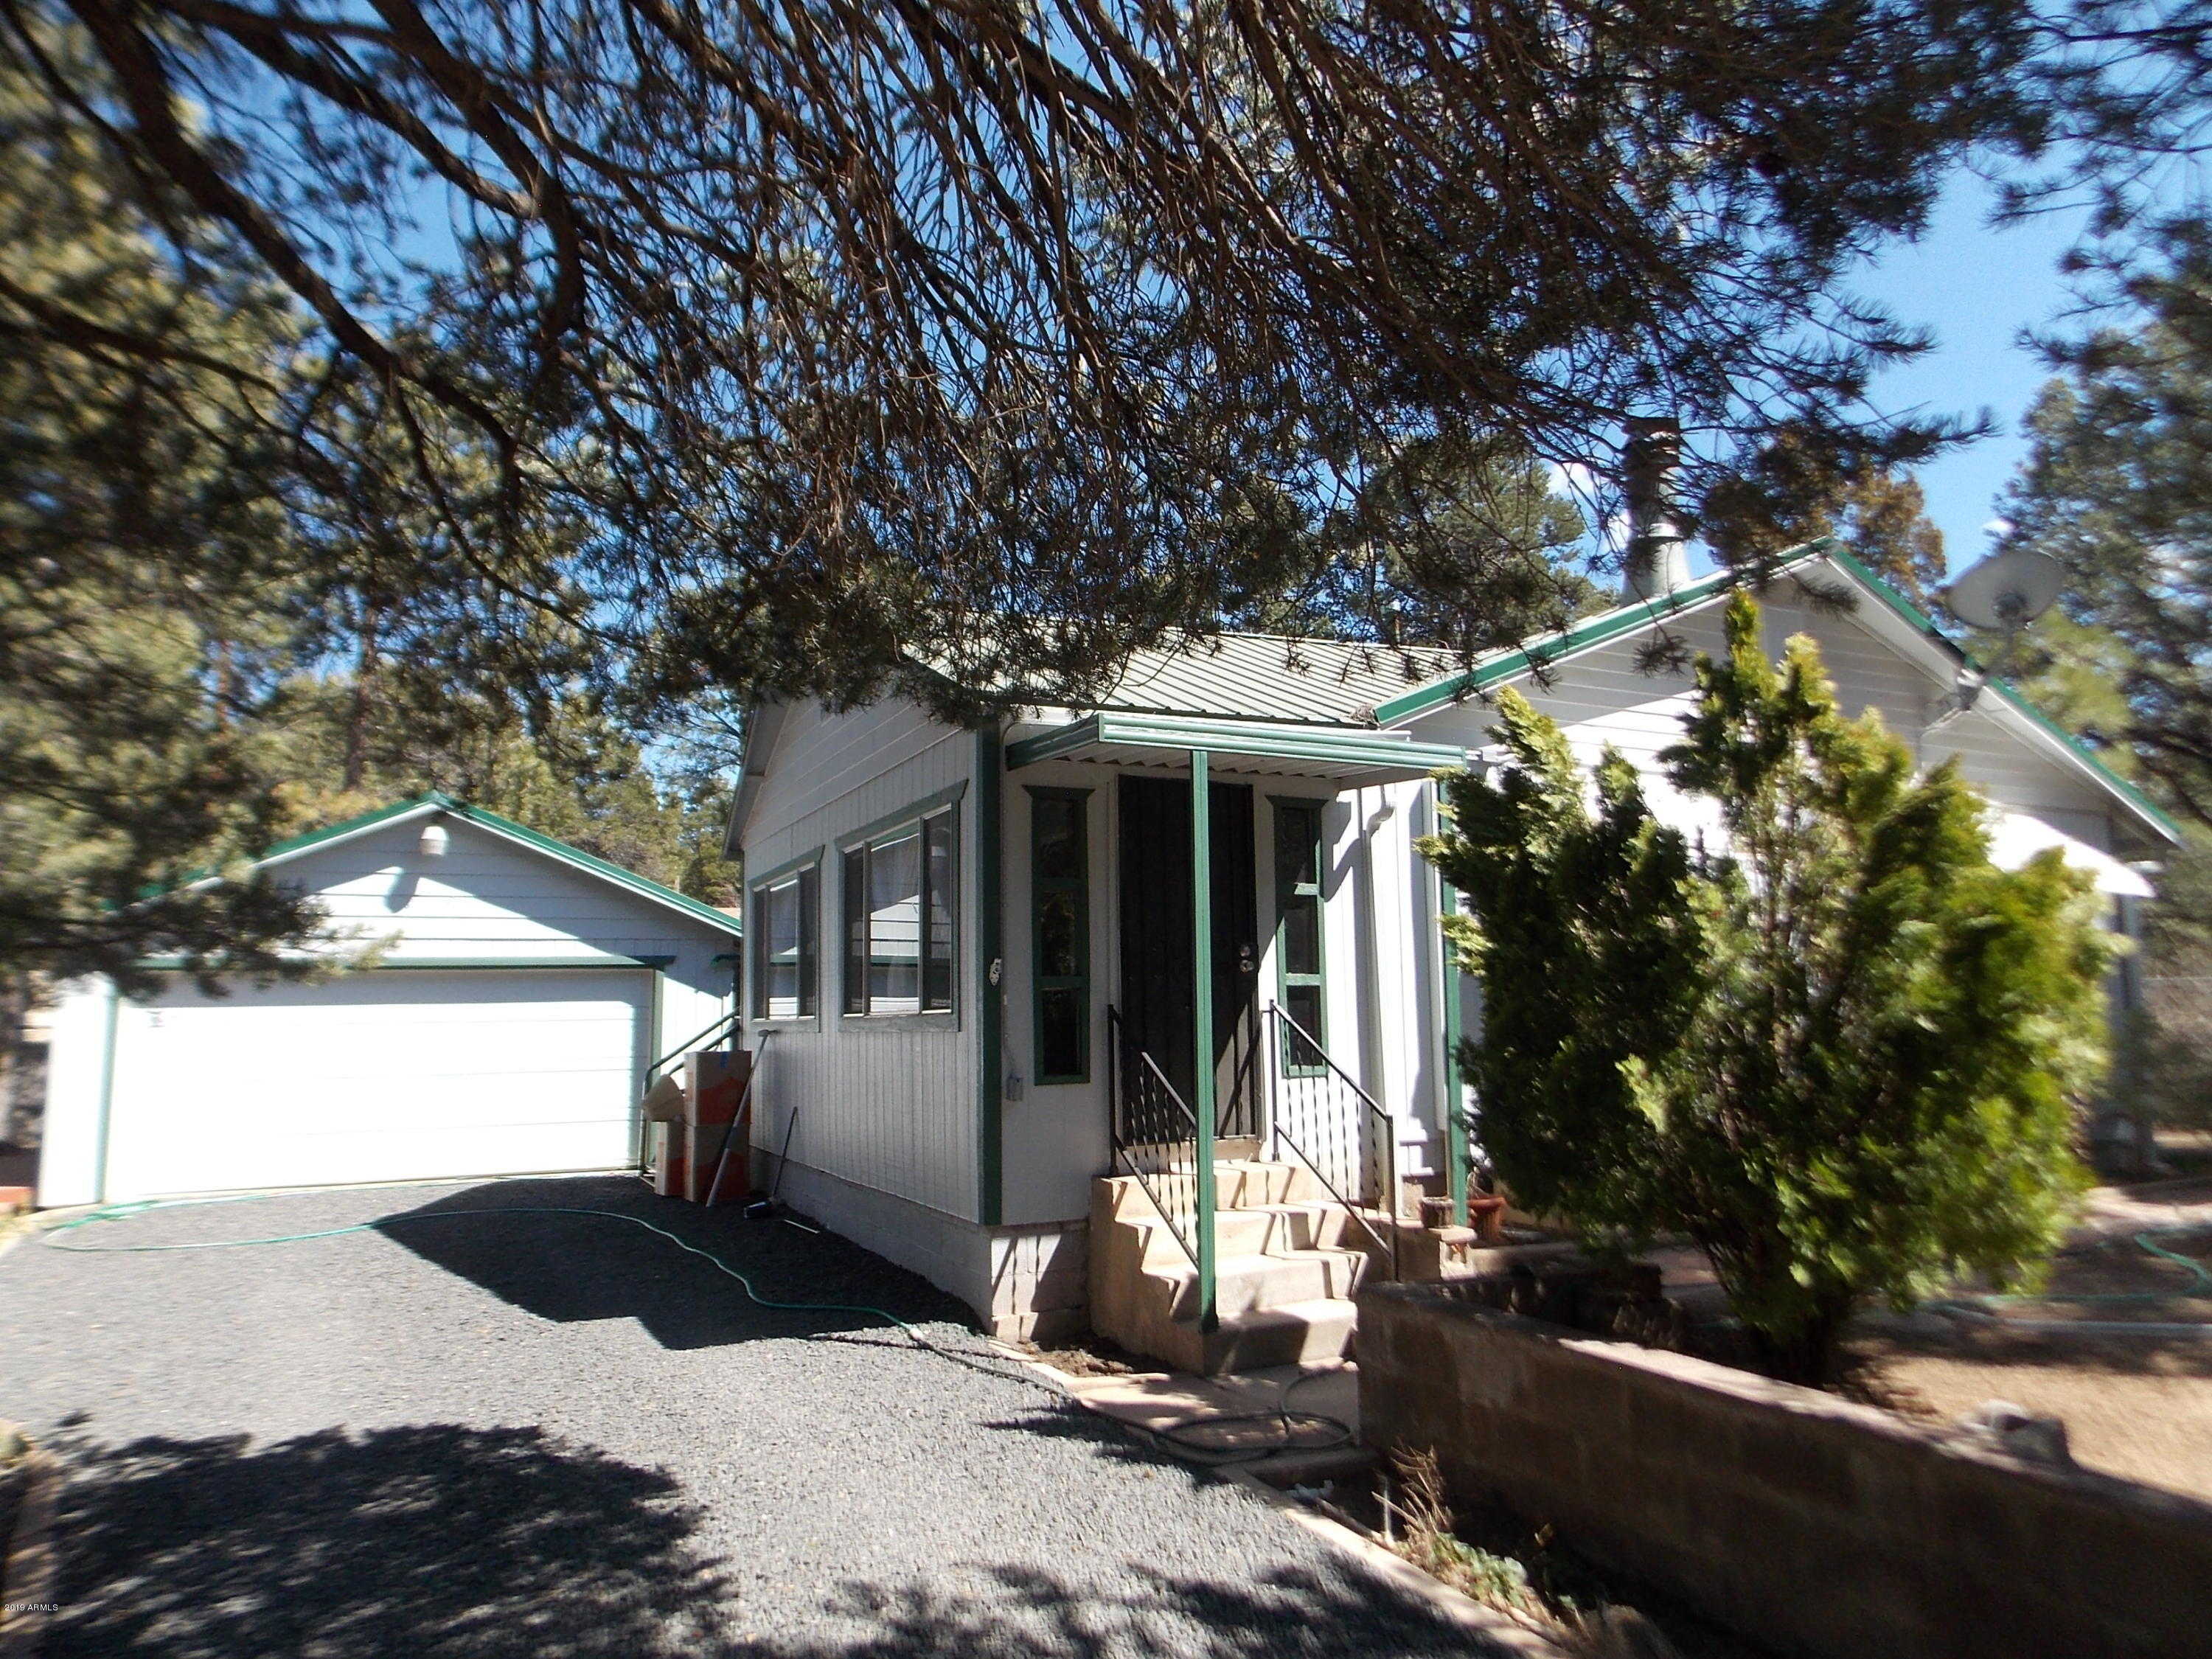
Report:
249,793,742,936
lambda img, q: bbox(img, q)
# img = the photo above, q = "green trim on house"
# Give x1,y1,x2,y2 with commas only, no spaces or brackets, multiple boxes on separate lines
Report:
835,781,971,852
244,793,448,867
637,967,664,1166
243,791,745,935
1436,880,1470,1228
975,726,1006,1228
1374,541,2181,847
1189,748,1218,1333
94,982,119,1206
1369,549,1831,726
1268,796,1331,1079
748,853,822,1026
132,953,675,972
1025,786,1093,1085
442,799,745,933
837,793,964,1021
1006,712,1465,777
745,846,824,891
1818,546,2185,844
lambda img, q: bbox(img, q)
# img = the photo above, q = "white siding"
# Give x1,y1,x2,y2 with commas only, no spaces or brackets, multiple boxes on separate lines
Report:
37,979,114,1208
745,699,956,837
1408,581,2127,850
742,704,981,1222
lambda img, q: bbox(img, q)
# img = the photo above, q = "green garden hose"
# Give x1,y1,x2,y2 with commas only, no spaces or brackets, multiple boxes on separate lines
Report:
39,1192,935,1346
1927,1225,2212,1335
35,1188,1363,1461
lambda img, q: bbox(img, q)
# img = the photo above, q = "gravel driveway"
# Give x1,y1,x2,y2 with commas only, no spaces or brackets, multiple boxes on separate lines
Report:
0,1175,1519,1658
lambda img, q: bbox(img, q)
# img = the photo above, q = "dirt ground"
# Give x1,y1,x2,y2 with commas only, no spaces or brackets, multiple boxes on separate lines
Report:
1851,1176,2212,1503
1644,1172,2212,1503
1848,1322,2212,1500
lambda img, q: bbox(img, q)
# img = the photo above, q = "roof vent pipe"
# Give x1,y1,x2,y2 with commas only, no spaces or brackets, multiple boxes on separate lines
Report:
1620,417,1691,604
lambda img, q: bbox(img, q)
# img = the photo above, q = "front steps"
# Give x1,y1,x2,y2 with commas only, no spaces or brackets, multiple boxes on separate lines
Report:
1089,1158,1386,1374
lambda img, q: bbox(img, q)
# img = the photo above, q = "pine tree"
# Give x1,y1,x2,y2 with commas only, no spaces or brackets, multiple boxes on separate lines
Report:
2000,223,2212,824
1701,436,1949,605
1995,220,2212,1146
1248,436,1601,648
0,41,327,995
1420,593,2112,1383
18,0,2187,714
270,674,740,908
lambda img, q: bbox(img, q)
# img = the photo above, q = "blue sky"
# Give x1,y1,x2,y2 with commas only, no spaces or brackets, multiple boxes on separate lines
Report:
1848,173,2107,576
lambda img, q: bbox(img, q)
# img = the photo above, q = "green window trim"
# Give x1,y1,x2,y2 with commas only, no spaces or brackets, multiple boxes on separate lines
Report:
839,797,961,1019
1270,796,1329,1077
749,852,822,1023
1026,786,1093,1085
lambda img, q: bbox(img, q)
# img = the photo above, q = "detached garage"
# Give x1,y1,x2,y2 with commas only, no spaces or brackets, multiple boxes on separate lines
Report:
39,794,742,1207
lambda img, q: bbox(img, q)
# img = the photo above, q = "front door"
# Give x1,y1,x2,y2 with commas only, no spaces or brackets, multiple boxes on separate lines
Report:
1116,776,1262,1135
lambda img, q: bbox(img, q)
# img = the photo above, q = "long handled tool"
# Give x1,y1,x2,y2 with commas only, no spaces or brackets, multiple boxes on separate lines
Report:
702,1032,770,1209
745,1098,803,1222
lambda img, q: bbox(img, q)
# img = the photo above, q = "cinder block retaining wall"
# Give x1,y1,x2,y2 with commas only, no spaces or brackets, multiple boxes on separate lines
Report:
1357,1283,2212,1659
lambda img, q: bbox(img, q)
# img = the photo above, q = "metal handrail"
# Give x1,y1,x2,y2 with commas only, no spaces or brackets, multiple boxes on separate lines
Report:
1106,1004,1204,1276
633,1006,748,1181
1265,1001,1401,1281
643,1006,742,1088
1270,1001,1389,1122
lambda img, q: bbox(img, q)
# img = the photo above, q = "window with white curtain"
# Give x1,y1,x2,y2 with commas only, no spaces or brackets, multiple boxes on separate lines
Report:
843,805,957,1015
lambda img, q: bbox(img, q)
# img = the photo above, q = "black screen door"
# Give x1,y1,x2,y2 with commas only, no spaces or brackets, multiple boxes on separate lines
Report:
1116,776,1260,1130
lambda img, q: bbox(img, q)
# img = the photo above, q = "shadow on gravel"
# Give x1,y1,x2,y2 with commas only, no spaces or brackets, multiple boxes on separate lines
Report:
371,1175,975,1350
42,1425,1520,1658
41,1423,739,1658
759,1564,1526,1659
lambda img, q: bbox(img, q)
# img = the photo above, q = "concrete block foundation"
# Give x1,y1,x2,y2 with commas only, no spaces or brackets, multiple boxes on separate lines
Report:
1357,1281,2212,1659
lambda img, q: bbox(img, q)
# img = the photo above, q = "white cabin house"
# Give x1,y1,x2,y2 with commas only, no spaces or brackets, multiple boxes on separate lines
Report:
727,543,2177,1370
41,793,742,1208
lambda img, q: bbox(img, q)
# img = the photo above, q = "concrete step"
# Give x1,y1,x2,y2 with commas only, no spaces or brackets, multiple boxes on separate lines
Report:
1102,1161,1356,1221
1152,1248,1367,1321
1202,1298,1358,1372
1152,1158,1328,1209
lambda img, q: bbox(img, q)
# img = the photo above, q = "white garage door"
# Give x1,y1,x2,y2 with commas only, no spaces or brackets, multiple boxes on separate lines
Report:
100,969,650,1200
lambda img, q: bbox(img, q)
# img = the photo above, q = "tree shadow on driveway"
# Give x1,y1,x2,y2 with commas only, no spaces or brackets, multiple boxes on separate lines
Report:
41,1423,739,1658
40,1424,1528,1659
368,1176,978,1351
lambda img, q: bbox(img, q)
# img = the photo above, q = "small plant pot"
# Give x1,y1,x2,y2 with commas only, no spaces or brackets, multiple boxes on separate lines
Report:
1467,1195,1507,1243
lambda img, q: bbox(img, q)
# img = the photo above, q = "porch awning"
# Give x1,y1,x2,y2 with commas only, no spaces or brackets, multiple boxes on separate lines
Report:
1004,712,1469,785
1986,810,2155,899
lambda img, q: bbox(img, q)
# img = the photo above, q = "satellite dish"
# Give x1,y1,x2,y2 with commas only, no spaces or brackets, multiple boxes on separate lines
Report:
1941,549,2064,633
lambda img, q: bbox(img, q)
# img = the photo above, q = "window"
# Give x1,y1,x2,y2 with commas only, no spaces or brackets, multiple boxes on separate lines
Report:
751,862,819,1020
1029,789,1091,1082
843,805,959,1016
1273,799,1326,1071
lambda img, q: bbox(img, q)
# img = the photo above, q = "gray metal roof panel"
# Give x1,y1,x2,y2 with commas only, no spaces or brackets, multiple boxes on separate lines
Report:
1090,631,1460,726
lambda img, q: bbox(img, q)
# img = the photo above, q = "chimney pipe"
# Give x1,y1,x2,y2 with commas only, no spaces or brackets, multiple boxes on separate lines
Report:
1621,417,1690,604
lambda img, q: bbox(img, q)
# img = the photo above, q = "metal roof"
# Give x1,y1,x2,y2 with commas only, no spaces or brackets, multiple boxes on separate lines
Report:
1005,713,1467,783
1085,632,1461,727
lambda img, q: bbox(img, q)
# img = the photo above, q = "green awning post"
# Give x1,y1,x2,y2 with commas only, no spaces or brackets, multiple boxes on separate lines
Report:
1190,748,1218,1332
